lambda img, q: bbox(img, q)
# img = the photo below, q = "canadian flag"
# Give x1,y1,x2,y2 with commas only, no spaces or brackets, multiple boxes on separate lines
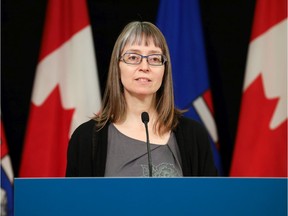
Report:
19,0,101,177
230,0,287,176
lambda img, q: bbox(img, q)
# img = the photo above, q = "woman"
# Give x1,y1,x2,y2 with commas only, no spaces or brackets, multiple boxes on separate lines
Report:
66,21,218,177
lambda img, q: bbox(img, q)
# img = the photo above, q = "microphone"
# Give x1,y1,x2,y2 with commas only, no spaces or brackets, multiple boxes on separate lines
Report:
141,112,153,177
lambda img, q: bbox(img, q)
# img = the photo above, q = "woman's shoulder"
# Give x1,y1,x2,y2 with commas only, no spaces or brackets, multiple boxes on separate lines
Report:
176,116,209,137
71,119,97,137
177,116,205,129
77,119,96,130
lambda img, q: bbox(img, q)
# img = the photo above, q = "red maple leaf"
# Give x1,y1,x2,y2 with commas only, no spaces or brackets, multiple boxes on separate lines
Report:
20,85,75,177
231,75,287,177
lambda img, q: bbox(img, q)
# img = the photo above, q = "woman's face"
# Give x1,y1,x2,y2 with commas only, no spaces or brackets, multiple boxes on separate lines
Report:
119,38,165,99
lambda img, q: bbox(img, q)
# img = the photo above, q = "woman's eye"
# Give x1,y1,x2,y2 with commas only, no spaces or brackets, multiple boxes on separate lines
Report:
129,56,137,60
128,55,140,61
150,56,161,63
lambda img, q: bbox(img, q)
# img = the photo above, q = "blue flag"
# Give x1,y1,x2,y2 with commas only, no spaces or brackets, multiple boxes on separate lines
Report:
157,0,222,174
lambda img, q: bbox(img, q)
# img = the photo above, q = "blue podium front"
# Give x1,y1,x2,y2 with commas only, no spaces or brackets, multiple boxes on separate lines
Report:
14,178,287,216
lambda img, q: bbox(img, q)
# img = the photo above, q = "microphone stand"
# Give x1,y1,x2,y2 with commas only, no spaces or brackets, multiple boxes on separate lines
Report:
141,112,153,177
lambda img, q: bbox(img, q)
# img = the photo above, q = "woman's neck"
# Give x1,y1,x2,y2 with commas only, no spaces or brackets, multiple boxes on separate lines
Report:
118,92,157,126
126,92,156,111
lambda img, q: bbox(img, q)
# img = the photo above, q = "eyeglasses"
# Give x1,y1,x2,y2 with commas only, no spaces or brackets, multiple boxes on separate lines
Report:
120,53,167,66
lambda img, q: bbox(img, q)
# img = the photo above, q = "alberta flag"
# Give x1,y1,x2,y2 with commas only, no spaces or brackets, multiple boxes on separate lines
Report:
1,118,14,216
230,0,287,176
20,0,101,177
157,0,222,174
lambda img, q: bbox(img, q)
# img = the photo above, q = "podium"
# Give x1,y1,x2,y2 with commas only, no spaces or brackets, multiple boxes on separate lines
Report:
14,177,287,216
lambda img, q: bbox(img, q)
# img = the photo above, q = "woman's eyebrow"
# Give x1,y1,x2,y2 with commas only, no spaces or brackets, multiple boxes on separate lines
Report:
124,49,141,53
125,49,162,54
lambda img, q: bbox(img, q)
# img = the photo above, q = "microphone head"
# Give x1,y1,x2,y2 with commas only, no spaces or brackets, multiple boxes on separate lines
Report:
141,112,149,124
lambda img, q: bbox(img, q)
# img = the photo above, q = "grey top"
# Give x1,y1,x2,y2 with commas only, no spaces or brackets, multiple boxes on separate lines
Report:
105,123,183,177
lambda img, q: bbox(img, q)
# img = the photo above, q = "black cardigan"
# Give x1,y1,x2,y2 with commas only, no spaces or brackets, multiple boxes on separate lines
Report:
66,117,218,177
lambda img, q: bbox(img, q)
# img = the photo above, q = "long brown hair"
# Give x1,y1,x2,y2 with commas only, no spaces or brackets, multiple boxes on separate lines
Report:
94,21,182,135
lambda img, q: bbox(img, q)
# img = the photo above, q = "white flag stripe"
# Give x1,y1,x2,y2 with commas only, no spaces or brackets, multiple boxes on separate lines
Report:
1,156,14,183
243,20,287,129
193,97,218,143
32,26,101,135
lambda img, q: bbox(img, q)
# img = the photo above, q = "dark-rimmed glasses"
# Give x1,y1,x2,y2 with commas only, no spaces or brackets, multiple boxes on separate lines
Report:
120,53,167,66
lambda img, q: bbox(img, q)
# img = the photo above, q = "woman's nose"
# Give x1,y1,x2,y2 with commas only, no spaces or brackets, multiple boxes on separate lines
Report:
139,57,150,71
